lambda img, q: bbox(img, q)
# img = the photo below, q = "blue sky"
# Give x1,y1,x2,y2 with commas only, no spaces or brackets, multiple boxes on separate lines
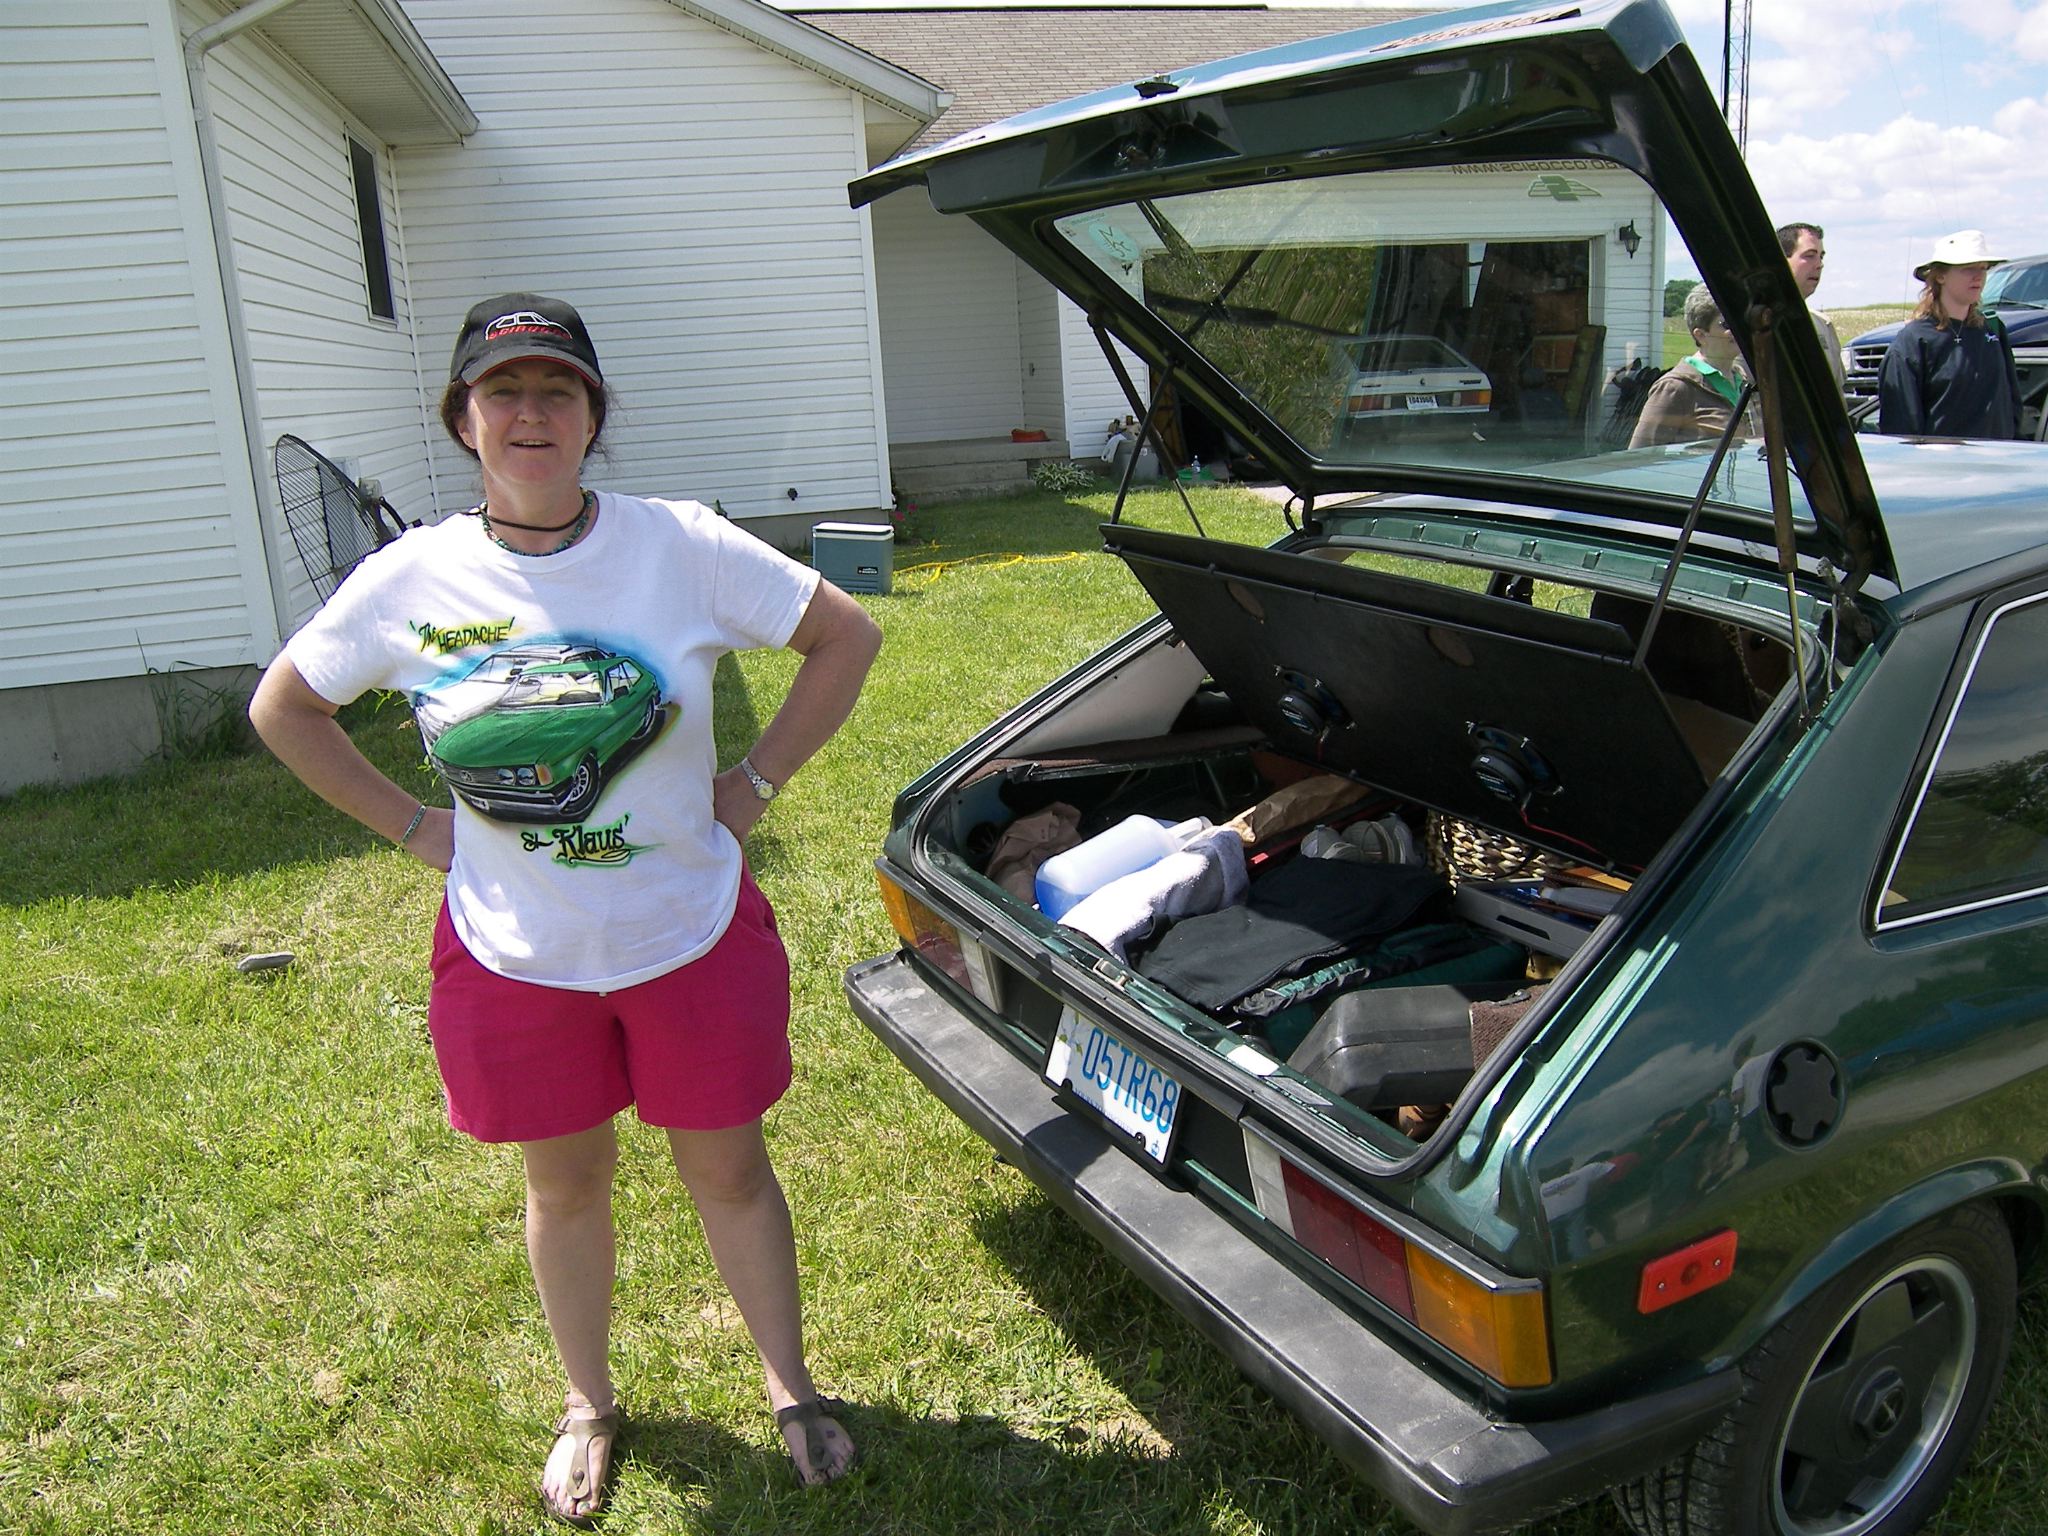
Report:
1662,0,2048,304
789,0,2048,307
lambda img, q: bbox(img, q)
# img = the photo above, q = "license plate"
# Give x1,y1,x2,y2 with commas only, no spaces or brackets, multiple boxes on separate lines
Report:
1406,393,1440,410
1044,1008,1182,1165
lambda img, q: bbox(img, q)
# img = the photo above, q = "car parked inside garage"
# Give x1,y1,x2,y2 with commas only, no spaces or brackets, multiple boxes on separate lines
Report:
844,3,2048,1533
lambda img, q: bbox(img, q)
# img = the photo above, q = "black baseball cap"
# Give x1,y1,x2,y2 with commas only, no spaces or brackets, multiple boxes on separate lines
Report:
449,293,602,387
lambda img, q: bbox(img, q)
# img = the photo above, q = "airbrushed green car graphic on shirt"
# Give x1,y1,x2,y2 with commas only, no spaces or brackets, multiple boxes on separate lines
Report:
418,642,668,824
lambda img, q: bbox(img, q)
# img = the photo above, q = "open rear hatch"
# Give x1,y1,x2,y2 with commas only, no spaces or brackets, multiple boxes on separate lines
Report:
853,0,1895,592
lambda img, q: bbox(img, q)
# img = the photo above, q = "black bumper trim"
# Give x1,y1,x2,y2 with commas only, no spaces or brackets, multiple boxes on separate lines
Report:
844,953,1740,1535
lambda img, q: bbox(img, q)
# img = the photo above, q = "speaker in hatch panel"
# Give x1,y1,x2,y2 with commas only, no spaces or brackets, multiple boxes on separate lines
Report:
1276,669,1348,744
1467,723,1559,805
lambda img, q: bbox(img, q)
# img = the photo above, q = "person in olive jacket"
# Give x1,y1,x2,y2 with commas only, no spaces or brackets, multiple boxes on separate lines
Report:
1879,230,2023,439
1630,285,1755,448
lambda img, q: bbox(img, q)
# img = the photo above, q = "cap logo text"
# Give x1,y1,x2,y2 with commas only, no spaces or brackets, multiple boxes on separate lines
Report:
484,311,573,343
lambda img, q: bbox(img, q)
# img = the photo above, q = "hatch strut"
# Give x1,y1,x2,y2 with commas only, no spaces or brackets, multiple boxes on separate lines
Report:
1750,307,1815,726
1633,313,1814,728
1633,383,1752,672
1090,316,1204,538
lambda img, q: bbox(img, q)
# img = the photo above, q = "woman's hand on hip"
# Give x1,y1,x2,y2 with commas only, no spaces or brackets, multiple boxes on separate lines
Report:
711,766,768,845
405,807,456,873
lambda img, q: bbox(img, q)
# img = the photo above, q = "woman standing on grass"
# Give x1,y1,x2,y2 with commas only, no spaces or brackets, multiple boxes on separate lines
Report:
249,293,881,1524
1879,230,2023,439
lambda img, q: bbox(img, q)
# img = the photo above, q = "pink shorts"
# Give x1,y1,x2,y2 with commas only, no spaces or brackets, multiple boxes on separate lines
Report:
425,869,793,1143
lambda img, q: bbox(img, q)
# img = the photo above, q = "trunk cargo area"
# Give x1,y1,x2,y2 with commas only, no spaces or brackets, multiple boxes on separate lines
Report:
907,525,1792,1144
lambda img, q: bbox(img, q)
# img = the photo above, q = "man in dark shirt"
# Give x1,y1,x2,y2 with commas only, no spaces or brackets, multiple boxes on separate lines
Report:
1879,230,2023,438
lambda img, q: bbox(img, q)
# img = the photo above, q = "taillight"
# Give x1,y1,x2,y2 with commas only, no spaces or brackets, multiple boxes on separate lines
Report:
1243,1129,1551,1387
876,865,999,1007
1349,394,1391,413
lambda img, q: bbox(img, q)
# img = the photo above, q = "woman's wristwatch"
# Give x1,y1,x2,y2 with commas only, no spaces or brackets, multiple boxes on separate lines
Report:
737,756,777,802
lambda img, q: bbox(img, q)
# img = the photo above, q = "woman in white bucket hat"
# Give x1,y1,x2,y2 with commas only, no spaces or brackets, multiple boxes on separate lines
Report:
1878,230,2023,437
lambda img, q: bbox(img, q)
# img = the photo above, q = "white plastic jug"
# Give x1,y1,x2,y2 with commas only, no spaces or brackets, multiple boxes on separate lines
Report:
1035,814,1212,920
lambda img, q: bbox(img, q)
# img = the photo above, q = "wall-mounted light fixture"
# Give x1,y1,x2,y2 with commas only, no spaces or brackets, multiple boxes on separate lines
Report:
1617,220,1642,259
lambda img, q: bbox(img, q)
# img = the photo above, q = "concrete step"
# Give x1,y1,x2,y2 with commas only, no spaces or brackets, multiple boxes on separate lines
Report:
897,469,1034,502
892,436,1070,469
891,436,1081,501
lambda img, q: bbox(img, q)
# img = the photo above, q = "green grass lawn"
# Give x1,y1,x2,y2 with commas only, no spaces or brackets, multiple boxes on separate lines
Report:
5,485,2043,1535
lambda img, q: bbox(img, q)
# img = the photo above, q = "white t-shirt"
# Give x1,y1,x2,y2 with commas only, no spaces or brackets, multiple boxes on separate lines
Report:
287,492,820,991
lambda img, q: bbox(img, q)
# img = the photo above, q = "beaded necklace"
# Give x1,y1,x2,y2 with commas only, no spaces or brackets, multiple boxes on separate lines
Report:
478,488,595,556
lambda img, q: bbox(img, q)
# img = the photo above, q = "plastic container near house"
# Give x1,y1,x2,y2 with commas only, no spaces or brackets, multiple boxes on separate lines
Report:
811,522,894,594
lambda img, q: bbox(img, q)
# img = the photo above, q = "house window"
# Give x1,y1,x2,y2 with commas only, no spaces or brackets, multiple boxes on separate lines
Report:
349,137,395,321
1879,590,2048,925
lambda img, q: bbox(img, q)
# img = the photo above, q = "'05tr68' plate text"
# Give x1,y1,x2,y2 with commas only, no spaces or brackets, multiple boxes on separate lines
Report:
1044,1007,1182,1164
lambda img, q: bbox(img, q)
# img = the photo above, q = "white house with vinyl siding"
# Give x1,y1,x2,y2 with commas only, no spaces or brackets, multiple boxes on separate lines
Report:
0,0,945,792
1,0,1653,794
865,184,1151,481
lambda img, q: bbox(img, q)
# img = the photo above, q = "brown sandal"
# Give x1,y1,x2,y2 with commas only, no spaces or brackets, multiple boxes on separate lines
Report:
775,1396,857,1487
541,1405,620,1527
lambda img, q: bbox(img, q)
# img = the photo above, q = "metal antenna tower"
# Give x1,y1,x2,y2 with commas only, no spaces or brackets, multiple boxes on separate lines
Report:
1722,0,1754,150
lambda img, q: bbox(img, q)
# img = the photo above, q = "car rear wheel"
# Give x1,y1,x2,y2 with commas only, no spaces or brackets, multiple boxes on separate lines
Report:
1614,1204,2014,1536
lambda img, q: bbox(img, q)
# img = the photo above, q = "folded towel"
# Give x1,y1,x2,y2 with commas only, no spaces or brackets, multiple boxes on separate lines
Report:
1059,826,1248,960
985,802,1083,903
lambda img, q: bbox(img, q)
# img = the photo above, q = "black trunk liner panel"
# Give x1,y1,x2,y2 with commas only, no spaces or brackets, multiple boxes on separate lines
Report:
1103,525,1706,870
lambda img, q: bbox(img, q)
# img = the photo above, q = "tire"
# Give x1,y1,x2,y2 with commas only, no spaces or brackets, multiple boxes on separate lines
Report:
557,753,601,821
1614,1203,2015,1536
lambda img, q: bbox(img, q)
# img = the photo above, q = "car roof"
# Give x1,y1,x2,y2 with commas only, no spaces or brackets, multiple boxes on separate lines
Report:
1860,435,2048,595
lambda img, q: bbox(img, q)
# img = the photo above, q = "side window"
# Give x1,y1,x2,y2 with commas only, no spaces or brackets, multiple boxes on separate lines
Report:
1880,591,2048,924
348,137,396,322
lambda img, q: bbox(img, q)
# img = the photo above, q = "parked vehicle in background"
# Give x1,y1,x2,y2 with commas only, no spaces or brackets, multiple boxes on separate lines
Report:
1337,333,1492,439
1845,251,2048,438
846,2,2048,1534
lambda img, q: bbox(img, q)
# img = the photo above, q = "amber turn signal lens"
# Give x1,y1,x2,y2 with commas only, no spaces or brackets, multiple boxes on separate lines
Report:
876,866,975,994
1407,1247,1552,1388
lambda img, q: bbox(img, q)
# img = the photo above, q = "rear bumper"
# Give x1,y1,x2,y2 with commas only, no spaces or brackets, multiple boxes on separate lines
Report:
844,952,1740,1536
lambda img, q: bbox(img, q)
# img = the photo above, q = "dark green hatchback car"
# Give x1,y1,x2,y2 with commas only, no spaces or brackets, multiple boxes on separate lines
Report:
842,3,2048,1533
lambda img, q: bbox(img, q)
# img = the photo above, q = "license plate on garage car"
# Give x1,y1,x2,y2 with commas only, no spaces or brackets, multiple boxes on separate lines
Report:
1407,393,1439,410
1044,1007,1182,1164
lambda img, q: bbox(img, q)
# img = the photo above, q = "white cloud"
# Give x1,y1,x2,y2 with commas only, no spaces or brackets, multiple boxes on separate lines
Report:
1993,92,2048,138
1741,111,2048,300
2018,1,2048,61
1945,0,2048,59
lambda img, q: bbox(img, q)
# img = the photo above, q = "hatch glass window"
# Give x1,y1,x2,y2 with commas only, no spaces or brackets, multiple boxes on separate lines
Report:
1881,592,2048,924
1053,161,1811,526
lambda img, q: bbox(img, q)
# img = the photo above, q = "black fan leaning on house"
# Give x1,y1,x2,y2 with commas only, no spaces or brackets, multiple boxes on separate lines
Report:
273,434,412,603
